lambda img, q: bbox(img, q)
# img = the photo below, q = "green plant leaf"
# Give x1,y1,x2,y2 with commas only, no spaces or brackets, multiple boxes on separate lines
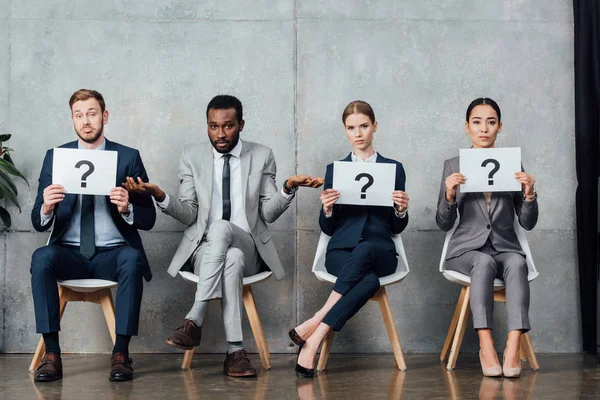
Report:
0,134,11,142
3,151,15,166
0,158,28,184
0,178,21,212
0,205,11,229
0,168,18,196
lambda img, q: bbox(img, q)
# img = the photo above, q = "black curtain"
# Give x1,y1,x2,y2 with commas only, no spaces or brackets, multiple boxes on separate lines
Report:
574,0,600,354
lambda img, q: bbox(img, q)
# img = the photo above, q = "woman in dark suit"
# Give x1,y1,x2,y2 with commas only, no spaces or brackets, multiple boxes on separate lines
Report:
289,100,410,377
436,98,538,378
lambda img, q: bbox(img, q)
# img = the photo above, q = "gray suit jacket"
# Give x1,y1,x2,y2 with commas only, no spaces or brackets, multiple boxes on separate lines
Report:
436,156,538,260
163,141,291,280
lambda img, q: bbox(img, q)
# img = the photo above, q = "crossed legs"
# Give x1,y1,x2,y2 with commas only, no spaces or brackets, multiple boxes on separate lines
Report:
293,242,397,370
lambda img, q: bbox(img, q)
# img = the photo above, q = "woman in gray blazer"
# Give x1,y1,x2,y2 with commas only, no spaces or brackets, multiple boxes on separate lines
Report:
436,98,538,378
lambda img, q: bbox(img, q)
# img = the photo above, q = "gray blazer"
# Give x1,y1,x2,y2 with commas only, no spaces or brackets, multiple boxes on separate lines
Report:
436,156,538,260
163,140,291,280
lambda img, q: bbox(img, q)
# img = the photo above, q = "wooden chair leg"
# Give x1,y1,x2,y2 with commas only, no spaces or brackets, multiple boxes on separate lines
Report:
519,341,528,362
446,286,471,370
374,287,407,371
522,332,539,371
181,347,195,370
316,331,334,372
98,289,117,344
29,286,70,373
242,286,271,370
441,286,468,362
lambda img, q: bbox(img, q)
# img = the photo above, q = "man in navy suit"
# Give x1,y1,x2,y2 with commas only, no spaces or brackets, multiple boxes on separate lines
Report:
30,89,156,382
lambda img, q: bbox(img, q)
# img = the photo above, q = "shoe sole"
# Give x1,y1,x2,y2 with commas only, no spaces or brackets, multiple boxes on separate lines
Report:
34,375,62,382
223,368,257,378
109,375,133,382
165,339,195,350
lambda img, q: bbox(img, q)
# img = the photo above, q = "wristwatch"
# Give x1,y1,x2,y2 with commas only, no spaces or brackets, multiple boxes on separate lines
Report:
283,180,298,195
121,202,133,216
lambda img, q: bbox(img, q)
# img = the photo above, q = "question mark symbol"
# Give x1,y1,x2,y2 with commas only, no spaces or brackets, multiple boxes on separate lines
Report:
75,160,95,188
355,173,374,199
481,159,500,185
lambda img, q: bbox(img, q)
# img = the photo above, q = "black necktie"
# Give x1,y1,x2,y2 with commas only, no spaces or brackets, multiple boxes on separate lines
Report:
80,195,95,258
222,154,232,221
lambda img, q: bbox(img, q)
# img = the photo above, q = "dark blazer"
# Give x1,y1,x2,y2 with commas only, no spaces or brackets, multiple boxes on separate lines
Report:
436,156,538,260
31,139,156,281
319,153,409,254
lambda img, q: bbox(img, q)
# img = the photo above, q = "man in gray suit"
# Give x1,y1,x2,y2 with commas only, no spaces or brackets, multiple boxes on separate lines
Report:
125,95,322,377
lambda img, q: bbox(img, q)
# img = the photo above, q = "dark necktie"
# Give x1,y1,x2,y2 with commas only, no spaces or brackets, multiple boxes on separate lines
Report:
80,195,95,258
222,154,232,221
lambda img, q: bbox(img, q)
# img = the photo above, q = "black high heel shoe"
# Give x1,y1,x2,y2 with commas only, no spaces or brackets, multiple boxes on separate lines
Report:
295,363,315,378
288,329,306,348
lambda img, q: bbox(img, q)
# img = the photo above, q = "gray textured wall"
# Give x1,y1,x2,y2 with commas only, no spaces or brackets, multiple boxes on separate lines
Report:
0,1,579,354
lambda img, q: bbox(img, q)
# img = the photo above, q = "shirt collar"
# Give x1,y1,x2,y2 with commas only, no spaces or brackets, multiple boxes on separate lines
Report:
78,138,106,150
351,151,378,163
213,139,243,159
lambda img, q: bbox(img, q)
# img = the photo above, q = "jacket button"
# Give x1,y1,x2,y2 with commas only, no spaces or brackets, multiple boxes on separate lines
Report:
486,224,491,229
359,235,363,241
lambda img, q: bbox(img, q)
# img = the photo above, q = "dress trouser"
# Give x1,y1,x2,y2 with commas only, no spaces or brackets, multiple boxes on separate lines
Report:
445,240,530,332
322,241,397,331
30,244,144,335
190,220,262,342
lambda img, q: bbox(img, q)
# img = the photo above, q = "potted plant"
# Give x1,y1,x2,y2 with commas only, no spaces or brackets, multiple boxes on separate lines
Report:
0,133,28,229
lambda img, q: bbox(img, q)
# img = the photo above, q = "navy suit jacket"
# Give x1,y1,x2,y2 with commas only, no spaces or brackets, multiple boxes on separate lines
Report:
319,153,409,254
31,139,156,281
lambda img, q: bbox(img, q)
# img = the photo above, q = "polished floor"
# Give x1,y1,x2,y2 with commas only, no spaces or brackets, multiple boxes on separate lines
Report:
0,353,598,399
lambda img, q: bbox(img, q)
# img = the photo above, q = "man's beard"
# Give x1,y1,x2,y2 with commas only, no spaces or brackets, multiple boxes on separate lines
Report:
211,131,240,154
76,124,104,144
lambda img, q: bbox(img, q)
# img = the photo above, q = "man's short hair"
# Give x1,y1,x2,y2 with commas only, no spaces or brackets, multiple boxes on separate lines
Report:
69,89,106,113
206,95,243,123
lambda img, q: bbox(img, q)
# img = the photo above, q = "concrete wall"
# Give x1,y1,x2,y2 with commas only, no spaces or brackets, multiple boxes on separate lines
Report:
0,1,579,354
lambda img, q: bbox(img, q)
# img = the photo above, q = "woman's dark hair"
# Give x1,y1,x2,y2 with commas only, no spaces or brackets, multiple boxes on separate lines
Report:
342,100,376,124
206,94,243,123
466,98,501,122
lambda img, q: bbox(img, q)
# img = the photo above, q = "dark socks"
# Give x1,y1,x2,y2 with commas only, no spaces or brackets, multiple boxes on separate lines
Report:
42,332,61,355
112,334,131,355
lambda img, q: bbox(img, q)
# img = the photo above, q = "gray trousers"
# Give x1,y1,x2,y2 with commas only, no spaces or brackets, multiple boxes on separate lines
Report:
190,220,262,342
445,241,530,333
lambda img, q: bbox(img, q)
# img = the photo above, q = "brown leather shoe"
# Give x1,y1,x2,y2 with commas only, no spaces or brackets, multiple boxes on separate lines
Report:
109,353,134,381
34,352,63,382
223,350,257,378
165,319,202,350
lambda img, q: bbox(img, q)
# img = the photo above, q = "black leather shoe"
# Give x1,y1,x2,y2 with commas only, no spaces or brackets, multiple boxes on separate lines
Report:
288,329,305,348
165,319,202,350
295,363,315,378
295,348,315,378
34,352,63,382
109,353,134,381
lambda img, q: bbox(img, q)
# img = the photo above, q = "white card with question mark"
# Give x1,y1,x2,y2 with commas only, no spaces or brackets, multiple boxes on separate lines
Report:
459,147,522,193
52,148,118,195
332,161,396,207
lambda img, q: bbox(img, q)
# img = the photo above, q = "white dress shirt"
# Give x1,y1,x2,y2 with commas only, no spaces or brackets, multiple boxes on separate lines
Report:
157,140,293,234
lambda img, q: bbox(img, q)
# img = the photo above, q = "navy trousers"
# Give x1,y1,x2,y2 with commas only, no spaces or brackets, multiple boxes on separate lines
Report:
322,242,397,331
30,244,144,336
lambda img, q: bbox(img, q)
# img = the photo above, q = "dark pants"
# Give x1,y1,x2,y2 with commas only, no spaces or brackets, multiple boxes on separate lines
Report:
322,242,397,331
30,244,144,335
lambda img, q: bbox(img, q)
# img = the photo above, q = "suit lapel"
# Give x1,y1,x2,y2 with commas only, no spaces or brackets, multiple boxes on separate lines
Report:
489,194,499,216
240,144,252,209
201,146,214,207
476,193,491,223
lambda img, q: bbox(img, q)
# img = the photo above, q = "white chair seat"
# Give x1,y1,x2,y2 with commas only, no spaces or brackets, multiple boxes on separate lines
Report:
178,270,273,286
57,279,118,293
312,233,410,286
439,214,539,287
